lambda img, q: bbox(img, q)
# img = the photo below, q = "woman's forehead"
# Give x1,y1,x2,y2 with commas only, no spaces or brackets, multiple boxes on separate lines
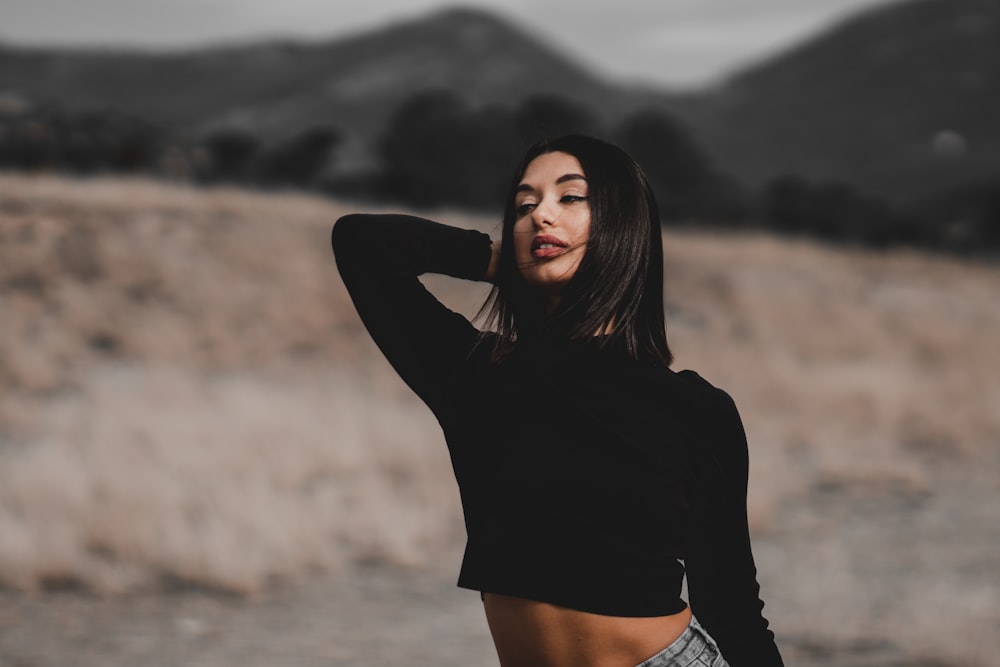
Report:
519,152,587,190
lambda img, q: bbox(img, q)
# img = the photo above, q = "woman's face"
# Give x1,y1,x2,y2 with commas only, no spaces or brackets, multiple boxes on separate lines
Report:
512,151,591,299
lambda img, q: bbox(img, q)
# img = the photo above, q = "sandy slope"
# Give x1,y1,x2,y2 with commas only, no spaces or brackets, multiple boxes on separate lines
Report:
1,173,998,666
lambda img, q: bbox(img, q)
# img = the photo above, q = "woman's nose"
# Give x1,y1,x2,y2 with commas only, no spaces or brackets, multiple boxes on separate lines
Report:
531,199,557,228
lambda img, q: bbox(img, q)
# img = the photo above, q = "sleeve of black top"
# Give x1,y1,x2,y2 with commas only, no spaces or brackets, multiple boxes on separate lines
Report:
331,213,493,418
684,388,785,667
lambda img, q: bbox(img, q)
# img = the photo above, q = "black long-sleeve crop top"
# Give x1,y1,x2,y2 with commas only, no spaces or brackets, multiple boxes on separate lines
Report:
331,213,783,666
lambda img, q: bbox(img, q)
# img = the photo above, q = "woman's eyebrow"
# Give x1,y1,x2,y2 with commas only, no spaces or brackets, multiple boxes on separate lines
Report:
516,173,588,193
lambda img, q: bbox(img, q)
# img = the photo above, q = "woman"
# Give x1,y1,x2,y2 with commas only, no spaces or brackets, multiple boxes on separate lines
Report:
332,135,784,667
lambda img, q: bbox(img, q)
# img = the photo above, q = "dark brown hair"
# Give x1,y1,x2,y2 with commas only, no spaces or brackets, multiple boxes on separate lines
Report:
479,134,673,367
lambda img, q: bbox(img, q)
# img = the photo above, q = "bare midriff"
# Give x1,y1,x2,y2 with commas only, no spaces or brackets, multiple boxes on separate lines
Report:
483,593,693,667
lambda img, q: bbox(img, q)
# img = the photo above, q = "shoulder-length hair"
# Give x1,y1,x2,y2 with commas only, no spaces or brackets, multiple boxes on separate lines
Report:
478,134,673,367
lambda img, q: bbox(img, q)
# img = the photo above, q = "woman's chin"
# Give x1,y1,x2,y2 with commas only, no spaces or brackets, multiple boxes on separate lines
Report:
522,273,570,296
519,264,579,295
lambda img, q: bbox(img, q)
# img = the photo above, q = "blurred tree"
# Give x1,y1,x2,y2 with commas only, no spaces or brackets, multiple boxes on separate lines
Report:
377,90,519,209
202,128,259,183
907,180,1000,254
0,117,57,169
762,175,899,247
512,95,603,146
0,107,162,174
254,125,341,188
615,108,746,223
96,112,161,171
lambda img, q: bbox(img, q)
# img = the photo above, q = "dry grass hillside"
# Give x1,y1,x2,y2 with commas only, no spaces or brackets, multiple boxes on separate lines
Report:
1,173,998,666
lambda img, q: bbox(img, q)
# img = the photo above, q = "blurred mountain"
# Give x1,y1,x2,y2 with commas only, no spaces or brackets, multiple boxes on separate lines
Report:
687,0,1000,199
0,0,997,200
0,8,672,168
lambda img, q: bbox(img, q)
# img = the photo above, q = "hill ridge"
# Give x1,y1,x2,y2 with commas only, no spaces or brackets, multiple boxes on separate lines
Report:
693,0,1000,196
0,0,997,201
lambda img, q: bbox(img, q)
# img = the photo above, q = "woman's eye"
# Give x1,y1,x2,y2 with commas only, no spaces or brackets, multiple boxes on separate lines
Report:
516,202,536,216
561,195,588,204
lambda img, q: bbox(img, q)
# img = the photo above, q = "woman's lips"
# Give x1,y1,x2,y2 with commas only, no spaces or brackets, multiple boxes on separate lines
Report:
531,234,569,259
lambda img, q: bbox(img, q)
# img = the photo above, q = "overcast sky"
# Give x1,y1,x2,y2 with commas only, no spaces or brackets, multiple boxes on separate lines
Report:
0,0,896,88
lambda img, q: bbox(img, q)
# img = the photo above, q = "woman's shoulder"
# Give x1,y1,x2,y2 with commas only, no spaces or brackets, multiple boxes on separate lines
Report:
674,368,732,397
669,369,743,428
672,370,749,479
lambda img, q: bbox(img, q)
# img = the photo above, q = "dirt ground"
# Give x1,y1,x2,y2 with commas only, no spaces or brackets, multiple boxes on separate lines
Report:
3,528,992,667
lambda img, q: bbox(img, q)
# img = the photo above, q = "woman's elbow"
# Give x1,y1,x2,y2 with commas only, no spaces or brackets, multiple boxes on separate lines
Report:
331,213,366,249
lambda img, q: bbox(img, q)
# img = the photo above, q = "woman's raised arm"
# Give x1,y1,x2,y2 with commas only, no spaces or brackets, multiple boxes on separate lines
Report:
332,213,494,417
